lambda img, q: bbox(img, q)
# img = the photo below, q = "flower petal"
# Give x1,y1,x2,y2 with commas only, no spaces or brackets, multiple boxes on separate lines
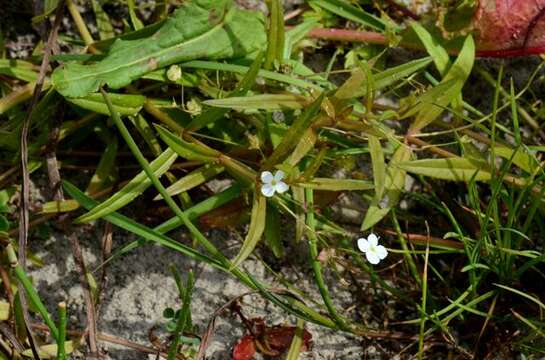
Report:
367,233,379,246
261,171,273,184
357,238,370,252
274,181,289,194
261,184,275,197
376,245,388,260
274,170,285,182
366,251,380,265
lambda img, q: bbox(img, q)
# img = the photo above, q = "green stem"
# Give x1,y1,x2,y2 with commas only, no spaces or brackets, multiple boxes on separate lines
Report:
304,188,347,330
167,271,194,360
57,302,67,360
66,0,95,46
5,244,59,340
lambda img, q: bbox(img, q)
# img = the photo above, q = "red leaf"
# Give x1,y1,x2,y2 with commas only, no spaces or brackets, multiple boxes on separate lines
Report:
474,0,545,53
263,326,313,353
232,335,256,360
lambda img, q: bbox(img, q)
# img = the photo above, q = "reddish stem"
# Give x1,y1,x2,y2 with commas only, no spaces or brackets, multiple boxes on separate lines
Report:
305,28,545,58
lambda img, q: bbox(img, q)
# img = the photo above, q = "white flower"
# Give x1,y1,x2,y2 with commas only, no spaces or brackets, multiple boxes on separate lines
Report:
357,233,388,265
260,170,289,197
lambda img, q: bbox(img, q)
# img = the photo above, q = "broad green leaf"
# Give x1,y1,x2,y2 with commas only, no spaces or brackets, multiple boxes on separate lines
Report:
310,0,386,31
411,22,450,76
0,59,38,82
91,0,115,40
154,164,225,200
264,94,324,167
232,192,267,267
76,148,178,223
264,0,285,68
52,0,266,97
67,93,145,116
296,178,373,191
22,340,78,359
204,94,309,111
154,125,220,161
335,57,432,100
362,145,411,230
396,157,492,182
368,135,386,199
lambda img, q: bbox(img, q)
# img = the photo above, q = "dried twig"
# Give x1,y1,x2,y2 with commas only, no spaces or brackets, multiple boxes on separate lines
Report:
16,2,64,358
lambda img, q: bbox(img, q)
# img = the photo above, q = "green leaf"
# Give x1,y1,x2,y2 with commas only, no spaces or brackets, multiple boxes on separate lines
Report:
91,0,115,40
410,22,450,76
154,125,220,162
63,180,222,266
335,57,432,100
283,19,318,59
231,192,267,267
264,94,324,167
0,59,38,82
0,301,9,321
75,148,178,223
264,204,283,258
310,0,386,31
396,157,492,182
296,178,373,191
264,0,285,68
22,340,78,359
127,0,144,30
154,164,225,200
362,145,411,230
67,93,145,116
187,52,263,131
409,35,475,133
86,136,118,194
203,93,309,111
52,0,266,97
368,135,386,199
493,146,539,175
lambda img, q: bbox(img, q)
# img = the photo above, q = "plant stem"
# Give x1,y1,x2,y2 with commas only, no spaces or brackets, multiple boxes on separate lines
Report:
304,188,347,330
57,302,67,360
66,0,94,46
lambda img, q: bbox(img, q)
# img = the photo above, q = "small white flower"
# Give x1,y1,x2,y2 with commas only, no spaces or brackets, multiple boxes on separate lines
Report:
357,233,388,265
260,170,289,197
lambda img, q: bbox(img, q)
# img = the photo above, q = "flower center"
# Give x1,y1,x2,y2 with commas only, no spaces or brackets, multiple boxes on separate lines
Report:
271,180,277,186
369,245,377,253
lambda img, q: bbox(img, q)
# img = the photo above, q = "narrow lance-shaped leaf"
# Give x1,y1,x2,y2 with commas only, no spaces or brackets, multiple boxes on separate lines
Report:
154,164,225,200
231,192,267,268
91,0,115,40
410,22,450,76
396,157,493,182
368,135,386,199
52,0,266,98
362,145,411,231
76,148,178,223
263,94,324,167
67,93,146,116
335,57,432,100
204,93,309,111
295,178,373,191
264,0,285,68
86,136,118,194
187,52,264,131
408,35,475,133
310,0,386,31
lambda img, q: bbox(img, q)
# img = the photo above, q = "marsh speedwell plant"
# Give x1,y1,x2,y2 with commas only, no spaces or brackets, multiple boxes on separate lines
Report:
1,0,545,358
